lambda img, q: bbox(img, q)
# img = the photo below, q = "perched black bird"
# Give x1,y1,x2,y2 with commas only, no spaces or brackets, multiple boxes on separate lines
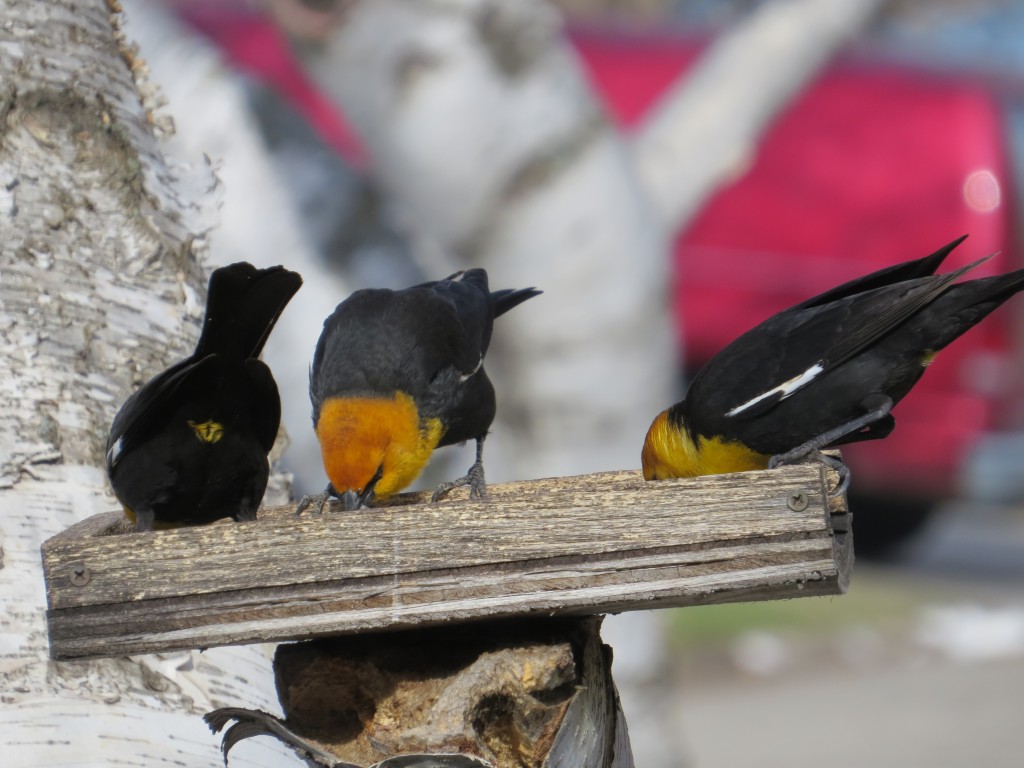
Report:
107,263,302,530
642,236,1024,493
299,269,540,513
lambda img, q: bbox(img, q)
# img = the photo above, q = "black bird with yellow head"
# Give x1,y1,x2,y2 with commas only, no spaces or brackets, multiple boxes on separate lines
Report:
301,269,539,513
642,236,1024,493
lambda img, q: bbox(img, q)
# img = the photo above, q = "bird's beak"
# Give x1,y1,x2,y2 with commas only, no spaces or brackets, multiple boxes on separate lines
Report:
357,486,376,508
341,490,361,511
342,464,384,511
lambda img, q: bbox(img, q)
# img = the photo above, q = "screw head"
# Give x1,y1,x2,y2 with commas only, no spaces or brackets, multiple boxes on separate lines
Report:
787,491,809,512
69,563,91,587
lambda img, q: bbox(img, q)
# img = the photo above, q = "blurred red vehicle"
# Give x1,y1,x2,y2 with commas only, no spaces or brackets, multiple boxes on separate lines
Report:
185,12,1024,548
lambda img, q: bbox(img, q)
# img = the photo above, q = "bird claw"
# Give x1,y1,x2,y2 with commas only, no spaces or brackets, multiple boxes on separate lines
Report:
432,462,486,502
768,449,850,497
295,490,331,516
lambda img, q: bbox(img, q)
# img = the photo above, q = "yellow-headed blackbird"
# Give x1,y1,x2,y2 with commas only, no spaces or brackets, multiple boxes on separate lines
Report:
299,269,540,513
106,263,302,530
642,236,1024,493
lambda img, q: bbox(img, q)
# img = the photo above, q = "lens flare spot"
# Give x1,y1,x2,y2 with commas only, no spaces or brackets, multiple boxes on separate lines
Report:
963,169,1001,213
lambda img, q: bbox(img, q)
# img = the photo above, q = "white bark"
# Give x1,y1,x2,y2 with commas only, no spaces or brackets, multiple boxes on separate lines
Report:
297,0,675,480
633,0,888,234
0,2,290,765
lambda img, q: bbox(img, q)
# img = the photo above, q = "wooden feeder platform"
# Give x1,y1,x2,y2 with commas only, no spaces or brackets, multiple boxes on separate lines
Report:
42,464,851,661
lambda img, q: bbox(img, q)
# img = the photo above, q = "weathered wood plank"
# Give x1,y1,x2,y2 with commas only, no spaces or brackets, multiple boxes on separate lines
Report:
42,465,851,660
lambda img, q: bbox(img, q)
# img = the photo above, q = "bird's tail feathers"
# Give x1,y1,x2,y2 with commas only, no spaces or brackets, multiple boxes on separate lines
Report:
792,235,969,311
957,263,1024,307
492,287,542,317
195,263,303,360
925,259,1024,351
918,234,970,273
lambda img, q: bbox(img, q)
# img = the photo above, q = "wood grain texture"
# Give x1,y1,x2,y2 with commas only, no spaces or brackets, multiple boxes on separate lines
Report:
43,464,851,660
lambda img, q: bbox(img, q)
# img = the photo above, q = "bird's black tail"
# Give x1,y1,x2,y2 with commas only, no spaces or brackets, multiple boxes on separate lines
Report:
928,263,1024,350
794,235,969,311
194,263,303,360
491,287,542,317
954,265,1024,313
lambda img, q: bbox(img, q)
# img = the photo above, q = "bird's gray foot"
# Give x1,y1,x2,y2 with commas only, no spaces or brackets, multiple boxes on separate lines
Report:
295,485,336,516
432,461,486,502
769,448,850,497
132,508,155,532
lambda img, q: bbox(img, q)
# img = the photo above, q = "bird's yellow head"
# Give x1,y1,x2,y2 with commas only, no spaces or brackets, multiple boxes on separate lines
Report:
315,392,445,501
641,407,770,480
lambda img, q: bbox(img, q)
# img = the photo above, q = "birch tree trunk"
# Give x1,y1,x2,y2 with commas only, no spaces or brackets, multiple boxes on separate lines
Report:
0,2,290,765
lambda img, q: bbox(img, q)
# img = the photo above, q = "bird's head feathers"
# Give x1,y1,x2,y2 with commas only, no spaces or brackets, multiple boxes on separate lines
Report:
642,407,770,480
315,392,445,501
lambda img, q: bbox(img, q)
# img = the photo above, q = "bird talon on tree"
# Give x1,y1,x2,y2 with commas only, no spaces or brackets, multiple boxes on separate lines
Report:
431,472,487,503
827,457,852,497
467,461,487,499
768,449,850,496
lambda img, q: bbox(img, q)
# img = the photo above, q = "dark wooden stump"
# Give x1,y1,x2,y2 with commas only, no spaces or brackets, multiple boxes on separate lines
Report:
271,617,632,767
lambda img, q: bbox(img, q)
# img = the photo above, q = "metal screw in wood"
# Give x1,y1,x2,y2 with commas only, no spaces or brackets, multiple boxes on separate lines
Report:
787,491,809,512
69,563,91,587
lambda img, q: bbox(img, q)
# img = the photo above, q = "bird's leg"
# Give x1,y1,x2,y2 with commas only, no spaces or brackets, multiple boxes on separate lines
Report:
769,395,894,466
133,508,155,532
232,497,258,523
768,396,893,496
827,413,895,447
295,484,337,516
432,438,487,502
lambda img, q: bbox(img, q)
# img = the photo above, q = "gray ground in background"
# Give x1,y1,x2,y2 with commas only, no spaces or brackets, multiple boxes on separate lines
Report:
609,499,1024,768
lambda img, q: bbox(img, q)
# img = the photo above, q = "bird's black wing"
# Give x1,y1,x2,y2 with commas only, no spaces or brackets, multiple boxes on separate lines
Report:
106,354,219,471
309,278,487,416
424,269,494,374
686,257,987,425
243,358,282,453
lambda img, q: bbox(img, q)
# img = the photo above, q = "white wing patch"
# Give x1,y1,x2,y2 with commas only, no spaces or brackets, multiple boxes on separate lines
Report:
459,355,483,383
726,362,825,417
106,436,123,468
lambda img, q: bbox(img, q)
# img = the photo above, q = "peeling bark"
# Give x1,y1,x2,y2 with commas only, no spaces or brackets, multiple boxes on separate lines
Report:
0,1,288,765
